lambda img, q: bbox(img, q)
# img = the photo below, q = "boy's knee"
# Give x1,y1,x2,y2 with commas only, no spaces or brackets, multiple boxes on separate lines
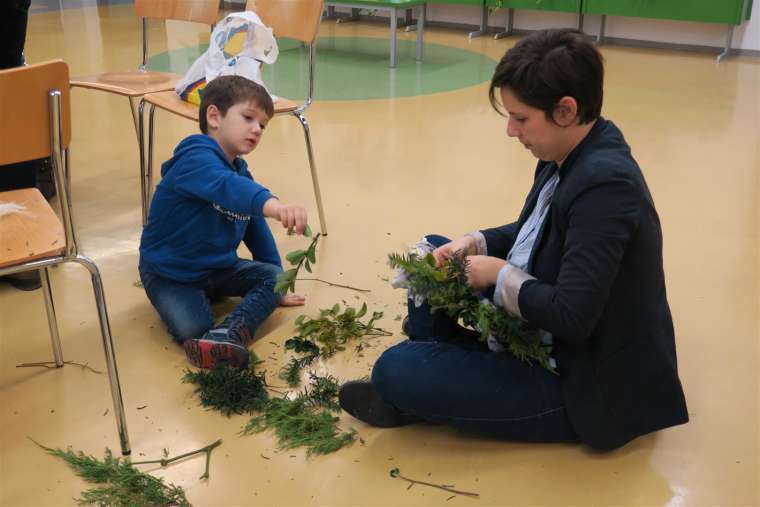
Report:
169,315,214,343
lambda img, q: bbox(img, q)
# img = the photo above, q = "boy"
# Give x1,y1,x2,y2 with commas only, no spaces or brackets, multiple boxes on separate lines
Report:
139,75,307,369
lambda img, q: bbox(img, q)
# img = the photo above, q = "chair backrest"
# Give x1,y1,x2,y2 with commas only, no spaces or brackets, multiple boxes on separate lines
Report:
0,60,70,166
135,0,220,25
245,0,324,44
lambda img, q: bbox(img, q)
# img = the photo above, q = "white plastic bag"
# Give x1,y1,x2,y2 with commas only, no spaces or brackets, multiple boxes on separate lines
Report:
175,11,279,105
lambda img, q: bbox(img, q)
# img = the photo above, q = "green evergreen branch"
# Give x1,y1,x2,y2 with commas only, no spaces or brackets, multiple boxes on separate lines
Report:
182,355,269,416
32,438,192,506
389,251,556,373
241,374,355,456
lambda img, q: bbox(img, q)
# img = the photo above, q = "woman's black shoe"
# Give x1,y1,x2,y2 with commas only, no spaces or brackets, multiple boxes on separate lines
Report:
339,380,420,428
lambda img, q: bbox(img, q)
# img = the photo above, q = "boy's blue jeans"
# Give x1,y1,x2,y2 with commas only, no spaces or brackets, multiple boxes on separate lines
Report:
139,260,281,343
371,235,578,443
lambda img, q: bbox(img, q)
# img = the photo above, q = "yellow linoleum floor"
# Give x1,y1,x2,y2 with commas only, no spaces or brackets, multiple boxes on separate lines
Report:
1,5,759,506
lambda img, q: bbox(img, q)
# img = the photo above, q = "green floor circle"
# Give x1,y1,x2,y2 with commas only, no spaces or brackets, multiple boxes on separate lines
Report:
148,37,497,101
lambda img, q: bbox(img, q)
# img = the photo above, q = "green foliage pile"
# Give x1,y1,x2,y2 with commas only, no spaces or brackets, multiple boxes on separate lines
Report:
34,441,190,507
183,358,354,456
182,356,268,416
388,251,555,372
242,373,355,456
275,225,318,295
279,303,391,386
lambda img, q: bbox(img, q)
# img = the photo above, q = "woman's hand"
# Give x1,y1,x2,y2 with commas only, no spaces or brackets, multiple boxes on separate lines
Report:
466,255,507,292
432,235,477,266
263,198,308,235
280,293,306,306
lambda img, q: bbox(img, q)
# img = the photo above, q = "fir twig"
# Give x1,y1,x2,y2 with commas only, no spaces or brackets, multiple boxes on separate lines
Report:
182,358,268,416
16,361,104,375
31,438,191,506
242,374,355,456
390,468,479,498
296,277,371,293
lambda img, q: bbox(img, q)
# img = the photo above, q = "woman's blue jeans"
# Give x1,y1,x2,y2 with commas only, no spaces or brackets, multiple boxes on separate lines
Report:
139,260,281,343
371,235,578,443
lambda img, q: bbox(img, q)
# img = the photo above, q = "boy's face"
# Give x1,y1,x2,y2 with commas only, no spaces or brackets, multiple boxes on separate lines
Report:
206,100,271,160
501,87,575,163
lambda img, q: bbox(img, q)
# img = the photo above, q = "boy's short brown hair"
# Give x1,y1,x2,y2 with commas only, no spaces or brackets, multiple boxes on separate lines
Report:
198,75,274,134
489,29,603,125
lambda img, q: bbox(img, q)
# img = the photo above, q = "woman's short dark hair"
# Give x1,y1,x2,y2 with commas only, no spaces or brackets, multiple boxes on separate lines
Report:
489,29,603,125
199,75,274,134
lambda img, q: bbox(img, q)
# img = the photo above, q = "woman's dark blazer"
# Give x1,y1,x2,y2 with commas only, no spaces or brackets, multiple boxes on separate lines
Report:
481,118,688,450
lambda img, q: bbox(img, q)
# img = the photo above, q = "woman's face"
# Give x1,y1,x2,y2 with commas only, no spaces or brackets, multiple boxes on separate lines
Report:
501,87,565,163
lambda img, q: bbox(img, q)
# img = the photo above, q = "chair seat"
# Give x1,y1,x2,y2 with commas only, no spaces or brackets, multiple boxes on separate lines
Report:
143,90,299,121
70,71,180,97
0,188,64,269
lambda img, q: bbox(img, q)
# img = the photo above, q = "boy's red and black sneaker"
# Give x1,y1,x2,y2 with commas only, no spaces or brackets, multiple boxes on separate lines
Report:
183,329,249,369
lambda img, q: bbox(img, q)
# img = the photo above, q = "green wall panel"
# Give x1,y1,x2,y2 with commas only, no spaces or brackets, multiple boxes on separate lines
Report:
487,0,580,13
582,0,753,25
431,0,482,5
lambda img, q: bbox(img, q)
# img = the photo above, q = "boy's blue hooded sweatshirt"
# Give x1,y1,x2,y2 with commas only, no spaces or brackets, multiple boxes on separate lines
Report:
139,134,281,283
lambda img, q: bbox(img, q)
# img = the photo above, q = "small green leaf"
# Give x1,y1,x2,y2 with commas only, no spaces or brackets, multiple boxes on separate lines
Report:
303,224,313,237
307,246,316,264
331,303,340,315
286,250,306,264
304,261,312,273
355,303,367,319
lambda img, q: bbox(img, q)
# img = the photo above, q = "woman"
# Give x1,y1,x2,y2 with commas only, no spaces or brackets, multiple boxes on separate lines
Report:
339,29,688,451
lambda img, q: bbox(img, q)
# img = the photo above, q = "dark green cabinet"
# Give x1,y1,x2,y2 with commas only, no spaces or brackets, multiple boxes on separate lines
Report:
486,0,580,14
582,0,752,25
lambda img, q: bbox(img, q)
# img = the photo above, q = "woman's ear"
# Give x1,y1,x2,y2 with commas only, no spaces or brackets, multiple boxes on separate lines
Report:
553,96,579,127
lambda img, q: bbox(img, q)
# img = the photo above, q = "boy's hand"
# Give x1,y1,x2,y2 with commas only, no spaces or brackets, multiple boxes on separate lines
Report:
280,293,306,306
263,198,308,235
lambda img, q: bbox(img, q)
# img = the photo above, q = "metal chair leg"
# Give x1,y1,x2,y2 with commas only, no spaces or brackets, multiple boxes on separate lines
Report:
146,104,156,220
294,112,327,236
138,99,148,226
74,255,131,456
128,96,141,147
40,267,64,367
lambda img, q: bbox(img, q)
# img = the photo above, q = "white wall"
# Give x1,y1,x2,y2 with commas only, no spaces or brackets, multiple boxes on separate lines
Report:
425,1,760,51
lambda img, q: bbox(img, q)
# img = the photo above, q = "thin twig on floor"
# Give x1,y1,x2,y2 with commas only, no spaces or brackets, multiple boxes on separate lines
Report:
132,439,222,480
16,361,104,375
390,468,479,498
296,278,371,293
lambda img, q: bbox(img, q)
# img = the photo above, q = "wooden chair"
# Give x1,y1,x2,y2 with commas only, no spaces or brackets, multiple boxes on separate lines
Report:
0,61,131,456
138,0,328,234
70,0,221,143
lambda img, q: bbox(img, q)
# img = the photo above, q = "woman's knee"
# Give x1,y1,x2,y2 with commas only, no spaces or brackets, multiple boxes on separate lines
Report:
371,343,422,402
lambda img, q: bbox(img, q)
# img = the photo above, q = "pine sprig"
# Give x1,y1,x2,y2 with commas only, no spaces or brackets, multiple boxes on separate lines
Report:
182,355,269,416
242,374,355,456
276,227,320,295
279,303,391,386
388,251,555,372
32,440,191,506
